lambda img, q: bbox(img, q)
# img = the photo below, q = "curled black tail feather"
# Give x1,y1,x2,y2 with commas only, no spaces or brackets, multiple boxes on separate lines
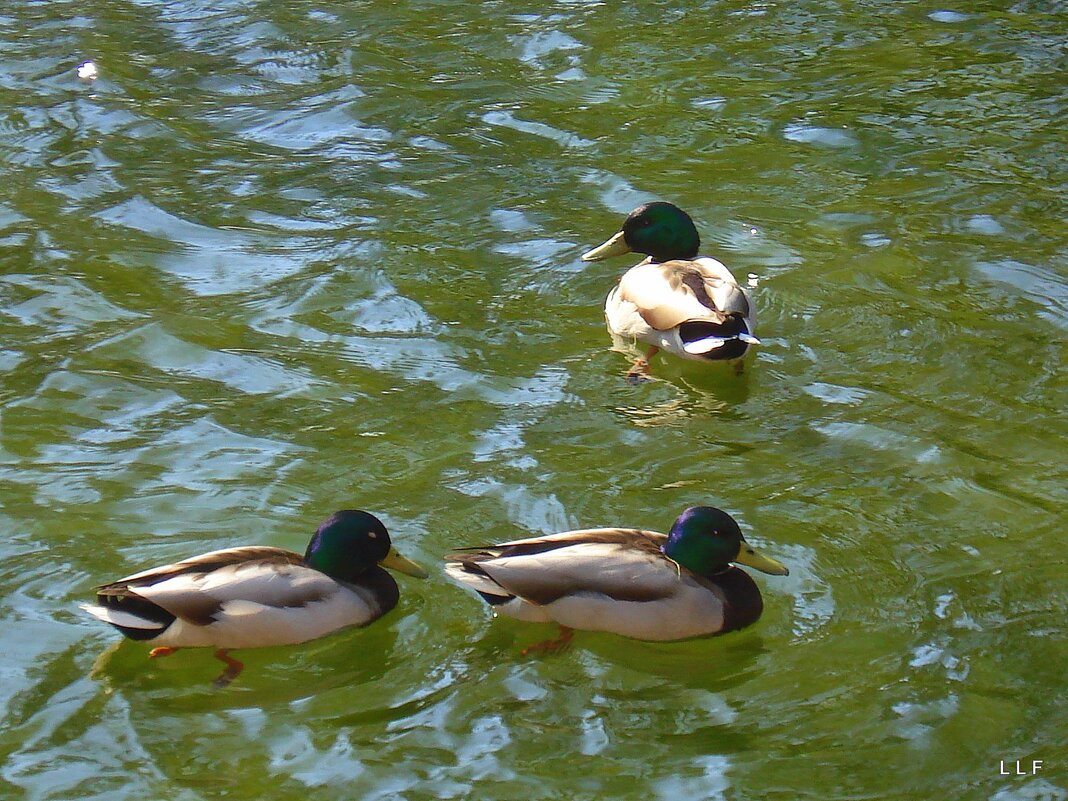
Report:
97,592,176,641
678,316,751,361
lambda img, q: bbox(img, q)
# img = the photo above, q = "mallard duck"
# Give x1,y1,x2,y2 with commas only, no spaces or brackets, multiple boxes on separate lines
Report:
581,202,759,377
444,506,788,654
82,509,428,685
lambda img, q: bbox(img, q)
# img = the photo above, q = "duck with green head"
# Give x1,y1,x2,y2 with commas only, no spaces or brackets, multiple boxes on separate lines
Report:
82,510,428,685
444,506,788,654
582,202,759,377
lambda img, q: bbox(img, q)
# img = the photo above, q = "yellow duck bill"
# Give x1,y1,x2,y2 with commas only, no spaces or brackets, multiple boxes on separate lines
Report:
380,547,429,578
733,542,790,576
581,230,631,261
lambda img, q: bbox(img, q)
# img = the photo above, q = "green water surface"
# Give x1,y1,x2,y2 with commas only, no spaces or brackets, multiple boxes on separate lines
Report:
0,1,1065,800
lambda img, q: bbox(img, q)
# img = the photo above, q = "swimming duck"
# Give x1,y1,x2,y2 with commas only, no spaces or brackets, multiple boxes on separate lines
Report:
82,510,428,685
444,506,788,654
581,202,759,377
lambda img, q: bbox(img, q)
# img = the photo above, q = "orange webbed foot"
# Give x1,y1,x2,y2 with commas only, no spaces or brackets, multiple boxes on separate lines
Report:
520,626,574,657
626,359,651,383
212,649,244,688
625,346,659,383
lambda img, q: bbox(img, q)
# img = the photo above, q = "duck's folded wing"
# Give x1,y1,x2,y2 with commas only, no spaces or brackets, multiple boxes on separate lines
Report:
449,527,667,557
619,260,747,330
694,258,751,319
98,546,303,589
105,551,338,626
450,529,677,606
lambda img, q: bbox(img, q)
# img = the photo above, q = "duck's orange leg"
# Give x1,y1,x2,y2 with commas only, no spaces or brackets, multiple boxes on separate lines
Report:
520,625,574,657
627,346,659,382
212,649,245,688
149,646,179,659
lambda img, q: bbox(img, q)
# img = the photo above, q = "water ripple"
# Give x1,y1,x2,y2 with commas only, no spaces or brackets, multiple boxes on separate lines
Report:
92,323,320,396
95,196,324,294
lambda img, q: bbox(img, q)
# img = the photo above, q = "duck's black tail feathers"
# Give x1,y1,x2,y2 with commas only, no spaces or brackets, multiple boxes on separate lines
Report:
679,314,756,360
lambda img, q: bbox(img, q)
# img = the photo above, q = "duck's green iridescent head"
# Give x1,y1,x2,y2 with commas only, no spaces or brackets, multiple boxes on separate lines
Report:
581,202,701,263
662,506,789,578
305,510,428,583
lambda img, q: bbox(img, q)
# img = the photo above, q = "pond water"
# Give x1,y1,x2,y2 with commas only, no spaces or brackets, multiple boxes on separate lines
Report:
1,2,1065,799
